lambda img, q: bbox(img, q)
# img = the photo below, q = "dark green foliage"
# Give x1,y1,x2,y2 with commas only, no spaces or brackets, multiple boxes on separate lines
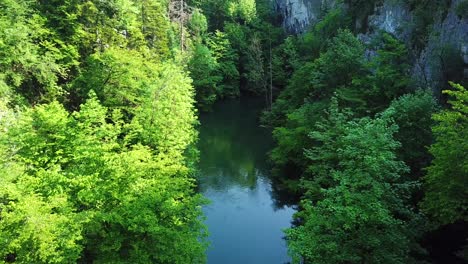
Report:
139,0,172,57
456,0,468,18
189,0,230,30
268,29,365,122
266,32,410,126
387,91,437,179
263,7,462,262
206,30,240,97
271,37,299,89
342,0,379,31
286,104,412,264
288,8,351,63
189,43,222,109
346,33,412,114
300,98,353,199
266,30,366,174
190,0,285,100
244,33,267,93
309,30,366,99
407,0,451,50
437,44,467,90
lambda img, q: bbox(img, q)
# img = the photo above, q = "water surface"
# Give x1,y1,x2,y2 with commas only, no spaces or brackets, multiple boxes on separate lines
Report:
198,97,295,264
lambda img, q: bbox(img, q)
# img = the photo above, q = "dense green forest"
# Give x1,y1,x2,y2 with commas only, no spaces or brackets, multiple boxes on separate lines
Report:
0,0,466,263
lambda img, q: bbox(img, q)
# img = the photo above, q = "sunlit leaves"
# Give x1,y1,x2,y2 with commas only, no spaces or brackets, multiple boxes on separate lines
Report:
1,92,206,263
422,83,468,225
133,63,199,163
227,0,256,22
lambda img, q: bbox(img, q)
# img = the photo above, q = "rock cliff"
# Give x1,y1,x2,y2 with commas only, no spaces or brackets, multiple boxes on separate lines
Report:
275,0,468,90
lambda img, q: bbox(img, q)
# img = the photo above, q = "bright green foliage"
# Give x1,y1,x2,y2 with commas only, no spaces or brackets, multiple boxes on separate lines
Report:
0,1,207,258
286,109,411,264
0,96,206,263
422,83,468,225
0,102,83,264
132,63,199,162
0,102,87,263
72,48,150,114
0,0,293,262
227,0,256,22
1,0,177,106
193,0,257,24
75,0,153,54
82,0,172,56
0,191,84,263
0,0,65,103
34,0,82,70
189,9,209,40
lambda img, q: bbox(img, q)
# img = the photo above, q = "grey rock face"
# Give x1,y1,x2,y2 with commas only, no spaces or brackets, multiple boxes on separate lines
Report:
413,0,468,89
368,1,412,40
275,0,336,33
462,44,468,64
275,0,468,90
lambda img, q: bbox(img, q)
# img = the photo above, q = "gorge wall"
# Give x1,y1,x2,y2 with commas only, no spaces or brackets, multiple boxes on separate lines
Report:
275,0,468,91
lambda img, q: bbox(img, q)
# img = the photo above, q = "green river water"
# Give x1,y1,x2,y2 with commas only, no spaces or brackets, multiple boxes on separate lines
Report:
198,97,295,264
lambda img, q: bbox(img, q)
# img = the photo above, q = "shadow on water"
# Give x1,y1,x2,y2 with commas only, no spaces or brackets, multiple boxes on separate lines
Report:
198,97,272,192
197,96,295,264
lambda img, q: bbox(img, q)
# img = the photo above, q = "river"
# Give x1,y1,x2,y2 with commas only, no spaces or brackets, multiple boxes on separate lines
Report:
198,97,295,264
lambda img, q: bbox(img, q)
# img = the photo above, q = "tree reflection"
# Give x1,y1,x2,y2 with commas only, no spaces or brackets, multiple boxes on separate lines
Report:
197,96,295,209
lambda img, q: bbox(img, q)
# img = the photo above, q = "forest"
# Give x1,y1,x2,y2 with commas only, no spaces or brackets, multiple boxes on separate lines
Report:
0,0,466,263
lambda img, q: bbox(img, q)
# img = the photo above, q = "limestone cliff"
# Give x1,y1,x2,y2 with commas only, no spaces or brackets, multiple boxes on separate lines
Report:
275,0,336,33
275,0,468,90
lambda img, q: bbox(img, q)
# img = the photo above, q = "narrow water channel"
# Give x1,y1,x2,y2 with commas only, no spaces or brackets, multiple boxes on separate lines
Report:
198,97,295,264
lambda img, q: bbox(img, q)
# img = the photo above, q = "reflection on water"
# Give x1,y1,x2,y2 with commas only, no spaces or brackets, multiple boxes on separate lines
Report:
198,97,295,264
